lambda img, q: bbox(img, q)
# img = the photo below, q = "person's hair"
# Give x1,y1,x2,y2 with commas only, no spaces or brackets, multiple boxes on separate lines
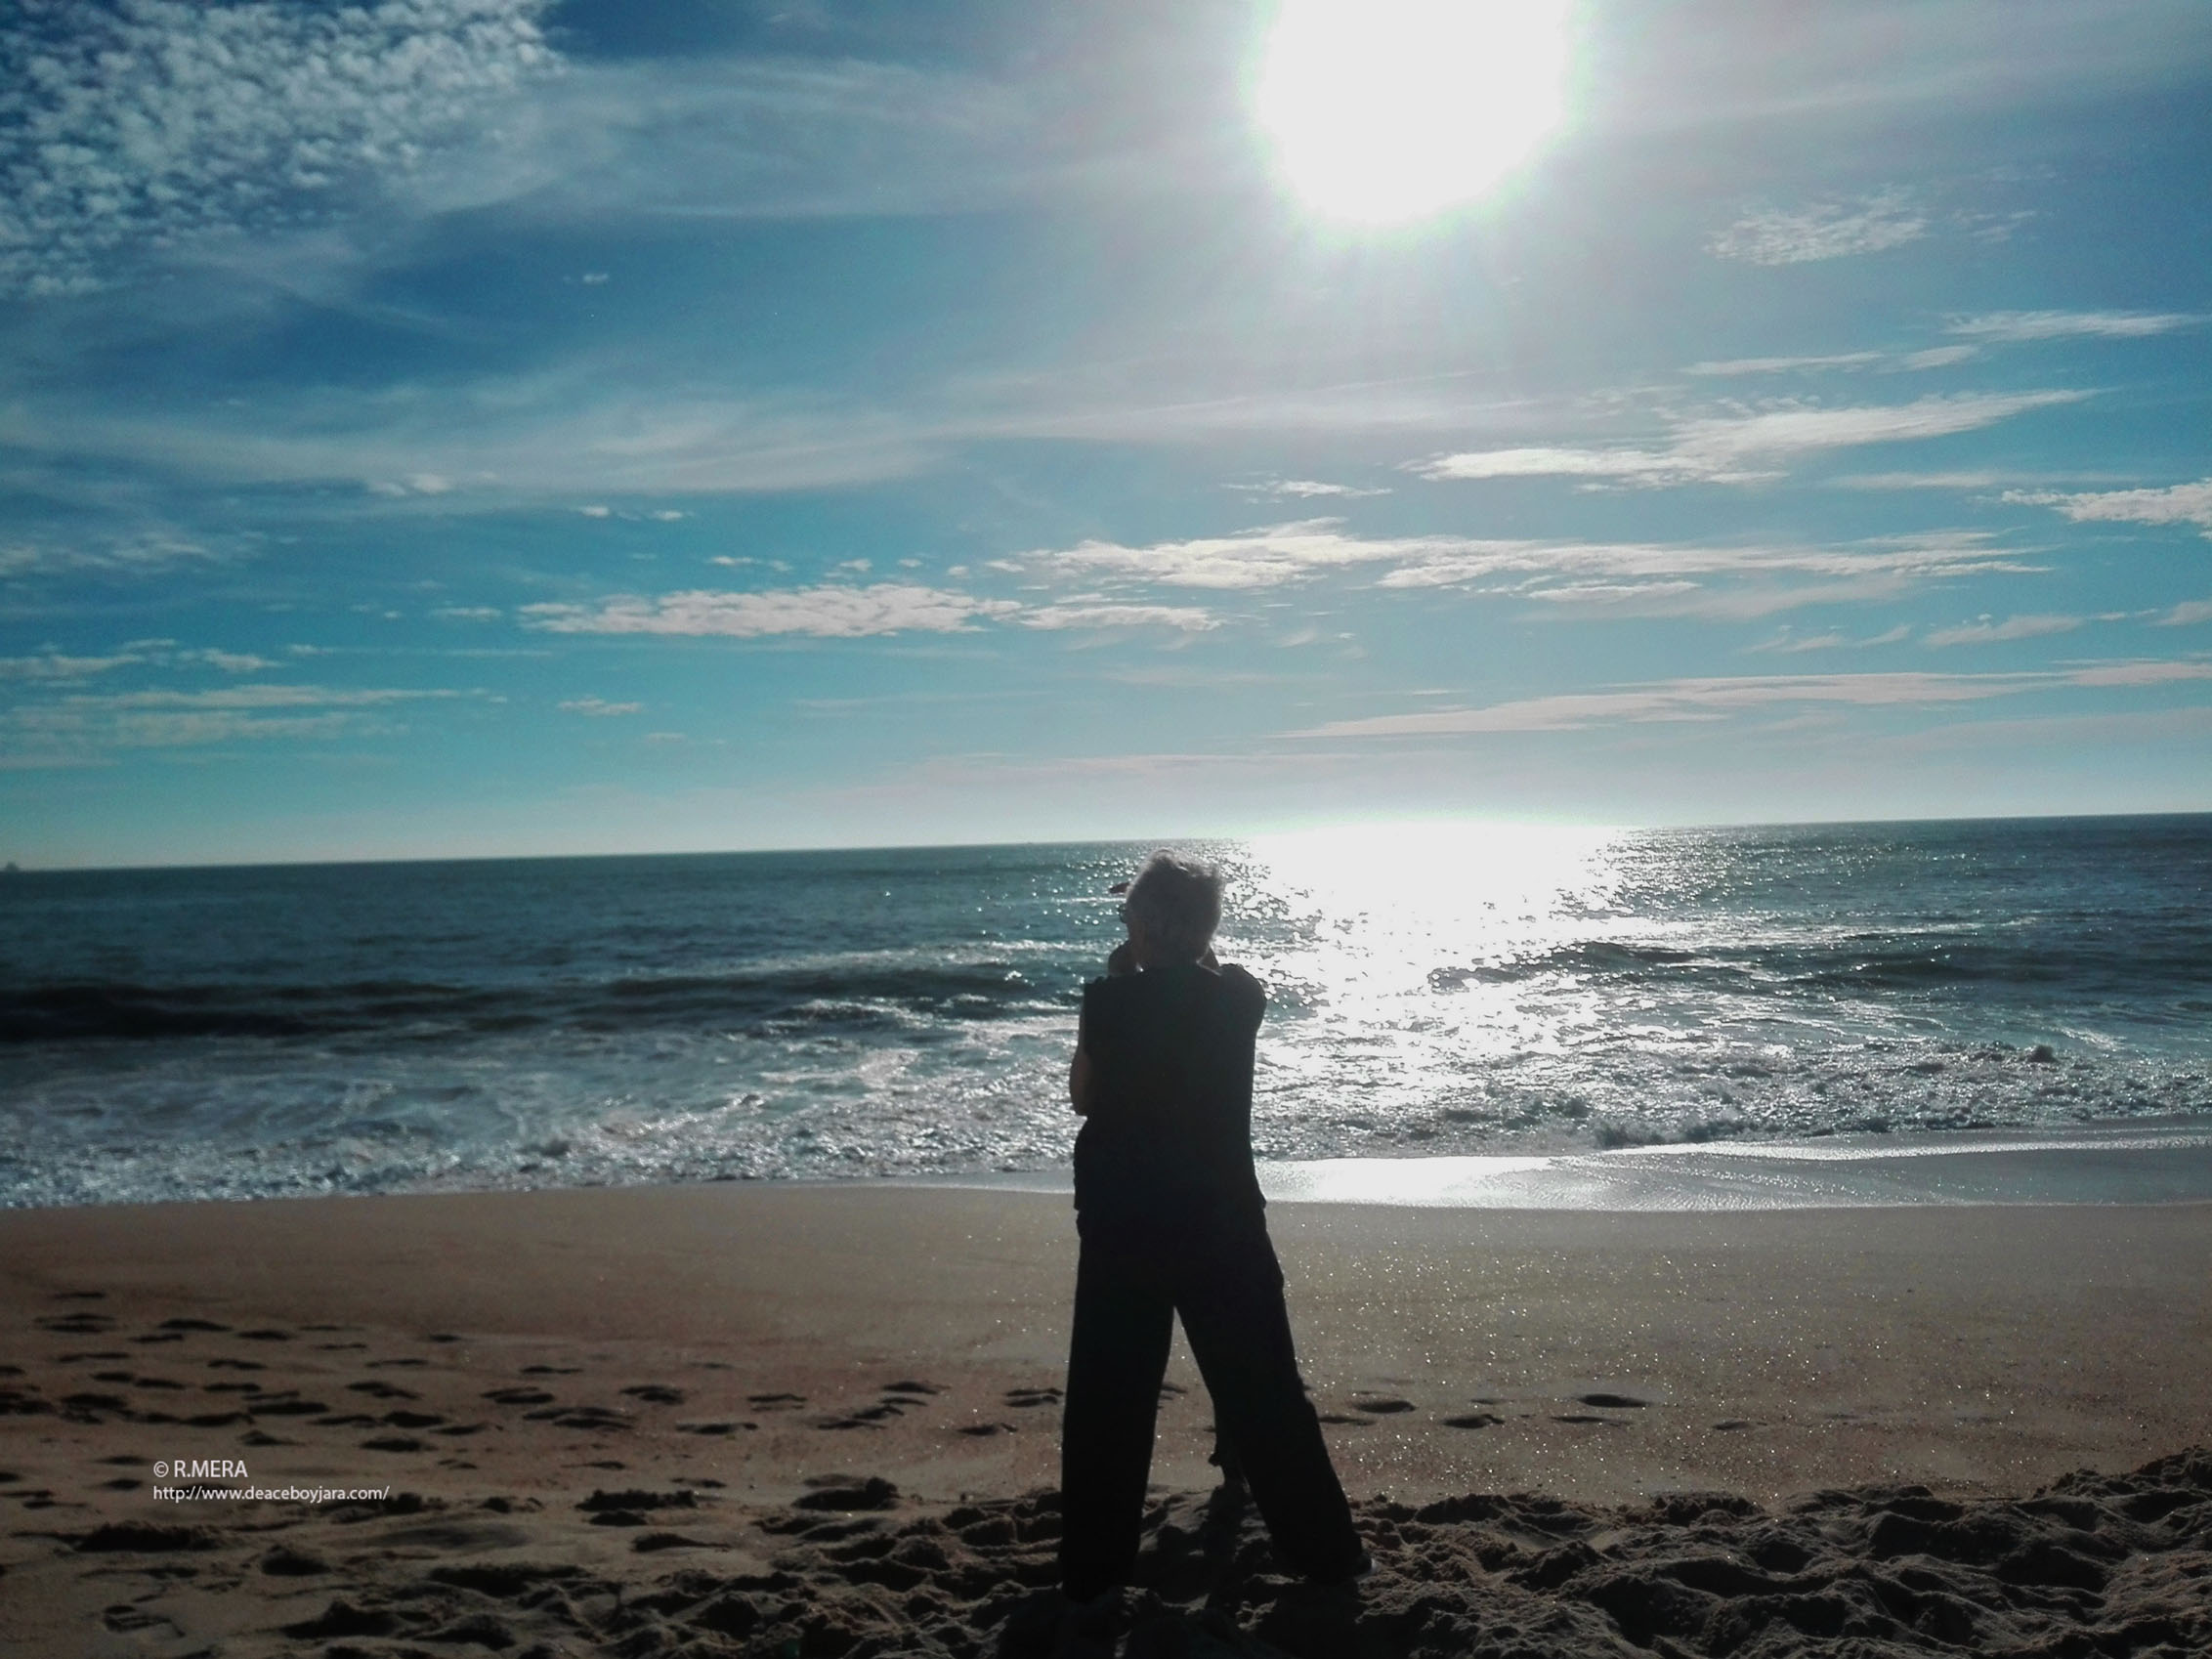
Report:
1121,850,1224,961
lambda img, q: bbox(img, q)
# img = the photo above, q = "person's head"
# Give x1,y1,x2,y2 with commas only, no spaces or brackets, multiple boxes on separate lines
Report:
1120,850,1224,965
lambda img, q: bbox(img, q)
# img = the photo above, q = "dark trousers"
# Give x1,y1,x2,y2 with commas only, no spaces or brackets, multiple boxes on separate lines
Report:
1058,1223,1361,1599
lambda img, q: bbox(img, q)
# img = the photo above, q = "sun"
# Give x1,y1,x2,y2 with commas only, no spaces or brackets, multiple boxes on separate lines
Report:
1255,0,1573,223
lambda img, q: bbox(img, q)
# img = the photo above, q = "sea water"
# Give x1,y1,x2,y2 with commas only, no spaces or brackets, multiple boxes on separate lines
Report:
2,816,2207,1208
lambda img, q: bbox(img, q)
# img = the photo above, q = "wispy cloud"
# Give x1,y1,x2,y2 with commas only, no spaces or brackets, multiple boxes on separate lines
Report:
2156,599,2212,627
0,1,557,296
1945,310,2206,342
0,530,224,578
0,642,276,680
1709,192,1928,266
1924,614,2083,647
523,584,1020,638
1415,391,2086,489
2005,478,2212,535
1018,603,1216,632
1017,520,2033,618
1022,521,1459,589
1290,661,2212,740
2,682,459,760
558,697,645,716
1748,624,1914,655
1225,478,1392,500
1685,346,1975,376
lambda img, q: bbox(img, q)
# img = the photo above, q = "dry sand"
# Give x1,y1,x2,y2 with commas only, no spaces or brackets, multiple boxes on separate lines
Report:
2,1184,2208,1656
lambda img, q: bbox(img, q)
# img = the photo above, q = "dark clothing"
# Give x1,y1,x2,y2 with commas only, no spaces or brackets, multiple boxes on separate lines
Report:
1072,961,1267,1245
1059,1228,1364,1599
1061,960,1360,1598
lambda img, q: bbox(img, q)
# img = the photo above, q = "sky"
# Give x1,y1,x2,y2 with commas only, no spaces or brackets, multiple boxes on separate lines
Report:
3,0,2210,868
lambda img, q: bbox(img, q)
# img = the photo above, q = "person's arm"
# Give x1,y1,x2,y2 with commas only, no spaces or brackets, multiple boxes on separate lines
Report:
1069,990,1097,1115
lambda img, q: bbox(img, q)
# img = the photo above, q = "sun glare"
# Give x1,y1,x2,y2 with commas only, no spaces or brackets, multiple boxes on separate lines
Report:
1255,0,1573,223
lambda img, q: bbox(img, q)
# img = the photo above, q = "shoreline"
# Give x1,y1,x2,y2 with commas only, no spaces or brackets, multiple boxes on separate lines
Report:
11,1115,2212,1218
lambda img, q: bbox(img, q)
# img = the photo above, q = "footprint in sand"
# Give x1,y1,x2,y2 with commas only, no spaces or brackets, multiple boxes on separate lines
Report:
521,1364,580,1376
881,1380,944,1398
1552,1414,1625,1425
37,1312,114,1335
747,1392,807,1410
676,1421,756,1436
206,1358,265,1372
159,1318,230,1334
619,1384,686,1405
814,1404,899,1429
128,1332,184,1344
367,1357,428,1370
361,1435,426,1453
349,1381,420,1400
1577,1392,1649,1409
957,1423,1017,1437
1317,1413,1373,1425
51,1290,106,1301
1444,1413,1504,1430
1350,1396,1416,1415
234,1329,293,1342
1003,1386,1061,1409
484,1386,555,1406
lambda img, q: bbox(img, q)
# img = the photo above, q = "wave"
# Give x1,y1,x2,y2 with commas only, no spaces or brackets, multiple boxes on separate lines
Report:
1424,934,2212,996
0,961,1071,1046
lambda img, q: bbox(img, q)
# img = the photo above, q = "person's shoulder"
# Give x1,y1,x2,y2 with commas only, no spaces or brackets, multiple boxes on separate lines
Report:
1214,961,1266,1019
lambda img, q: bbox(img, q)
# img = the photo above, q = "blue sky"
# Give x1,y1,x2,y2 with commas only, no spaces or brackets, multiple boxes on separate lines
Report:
3,0,2210,867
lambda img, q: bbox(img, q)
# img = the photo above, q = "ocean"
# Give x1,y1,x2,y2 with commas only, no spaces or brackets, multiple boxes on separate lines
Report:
3,815,2208,1209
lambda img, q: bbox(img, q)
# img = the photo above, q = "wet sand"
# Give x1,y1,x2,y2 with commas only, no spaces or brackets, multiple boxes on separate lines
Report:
2,1185,2208,1655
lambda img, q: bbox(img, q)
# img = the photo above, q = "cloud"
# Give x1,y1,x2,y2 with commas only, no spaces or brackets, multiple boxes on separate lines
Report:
2006,478,2212,535
1748,624,1915,654
1685,347,1976,376
0,529,222,577
1945,310,2206,342
1709,192,1928,266
1924,614,2084,647
2157,599,2212,627
1686,353,1886,376
1415,391,2086,489
522,583,1020,638
0,642,273,679
559,697,644,716
1290,661,2212,740
0,0,557,296
1026,521,1464,589
1018,603,1216,632
1017,520,2035,619
1,681,459,759
1414,447,1704,485
1226,478,1392,500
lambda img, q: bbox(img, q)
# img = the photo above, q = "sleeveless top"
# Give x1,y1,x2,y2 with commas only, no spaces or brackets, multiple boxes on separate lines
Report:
1072,960,1268,1244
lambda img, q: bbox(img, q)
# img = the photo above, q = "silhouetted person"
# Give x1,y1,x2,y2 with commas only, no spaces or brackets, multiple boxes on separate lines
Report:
1059,850,1367,1602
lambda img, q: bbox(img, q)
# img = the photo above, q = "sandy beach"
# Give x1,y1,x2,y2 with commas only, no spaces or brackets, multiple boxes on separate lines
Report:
4,1183,2210,1656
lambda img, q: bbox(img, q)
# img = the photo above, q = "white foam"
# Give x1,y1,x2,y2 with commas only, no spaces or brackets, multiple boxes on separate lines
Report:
906,1121,2212,1211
